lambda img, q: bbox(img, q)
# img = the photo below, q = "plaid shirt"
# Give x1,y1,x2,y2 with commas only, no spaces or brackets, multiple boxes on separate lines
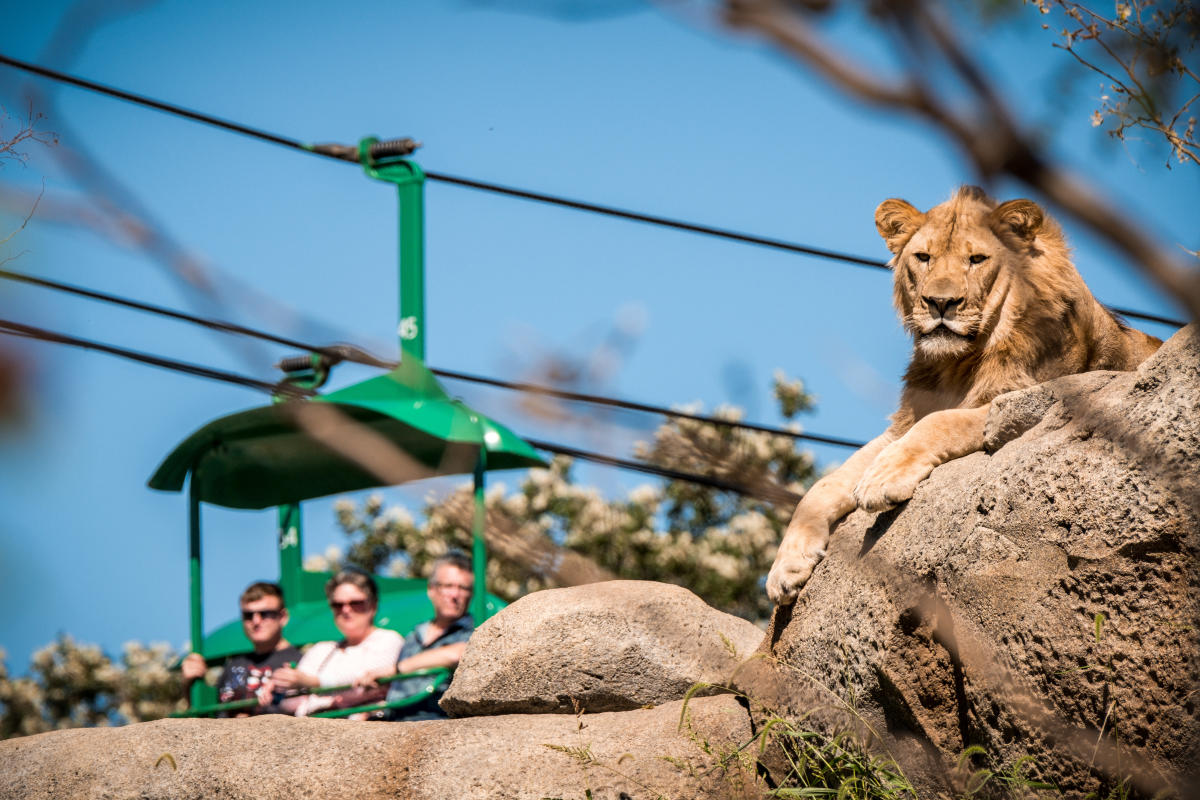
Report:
384,614,475,721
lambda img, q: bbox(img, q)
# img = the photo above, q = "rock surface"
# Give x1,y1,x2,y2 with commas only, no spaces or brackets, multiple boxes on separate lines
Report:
0,695,758,800
442,580,764,716
741,325,1200,797
6,330,1196,799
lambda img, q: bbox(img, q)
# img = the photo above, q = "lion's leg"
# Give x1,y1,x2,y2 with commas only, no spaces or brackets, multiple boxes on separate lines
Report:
853,405,989,512
767,431,895,604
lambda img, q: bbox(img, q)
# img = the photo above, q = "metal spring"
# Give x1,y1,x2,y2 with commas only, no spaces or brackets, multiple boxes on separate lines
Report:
277,354,316,373
369,138,420,159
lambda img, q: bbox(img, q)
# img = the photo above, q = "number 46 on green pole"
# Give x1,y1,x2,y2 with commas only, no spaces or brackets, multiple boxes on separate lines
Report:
357,137,487,625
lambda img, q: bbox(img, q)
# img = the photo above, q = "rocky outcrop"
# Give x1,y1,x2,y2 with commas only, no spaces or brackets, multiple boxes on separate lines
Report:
4,327,1195,799
0,695,757,800
0,583,765,800
442,580,764,716
740,325,1200,797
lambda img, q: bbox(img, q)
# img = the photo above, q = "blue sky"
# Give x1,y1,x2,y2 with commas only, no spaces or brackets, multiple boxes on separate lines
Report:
0,1,1194,675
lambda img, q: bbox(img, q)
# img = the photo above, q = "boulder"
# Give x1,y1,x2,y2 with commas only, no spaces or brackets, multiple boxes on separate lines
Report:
442,580,764,716
0,695,757,800
739,325,1200,797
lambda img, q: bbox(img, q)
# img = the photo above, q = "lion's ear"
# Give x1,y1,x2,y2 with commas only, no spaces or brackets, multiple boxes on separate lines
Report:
990,199,1044,242
875,199,923,254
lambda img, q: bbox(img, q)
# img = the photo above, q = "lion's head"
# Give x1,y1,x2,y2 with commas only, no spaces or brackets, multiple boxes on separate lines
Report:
875,186,1052,361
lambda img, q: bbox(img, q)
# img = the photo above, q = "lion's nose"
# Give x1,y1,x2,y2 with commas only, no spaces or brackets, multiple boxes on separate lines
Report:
923,294,963,318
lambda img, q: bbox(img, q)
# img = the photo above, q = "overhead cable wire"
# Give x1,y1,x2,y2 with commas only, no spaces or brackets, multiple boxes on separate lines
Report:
0,268,866,449
522,438,801,505
0,317,798,503
0,54,881,270
0,267,347,358
416,172,888,270
0,317,309,396
431,366,866,449
0,53,1183,328
1108,306,1185,328
0,53,304,151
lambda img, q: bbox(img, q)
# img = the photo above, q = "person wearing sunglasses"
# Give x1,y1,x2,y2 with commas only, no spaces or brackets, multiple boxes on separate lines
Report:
268,568,402,715
181,581,302,714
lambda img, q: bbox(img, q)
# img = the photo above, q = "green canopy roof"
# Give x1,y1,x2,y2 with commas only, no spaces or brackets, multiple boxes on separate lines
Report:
148,357,546,509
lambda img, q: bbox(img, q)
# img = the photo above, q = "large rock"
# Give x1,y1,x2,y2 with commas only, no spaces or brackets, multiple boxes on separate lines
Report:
740,325,1200,797
442,580,764,716
0,695,757,799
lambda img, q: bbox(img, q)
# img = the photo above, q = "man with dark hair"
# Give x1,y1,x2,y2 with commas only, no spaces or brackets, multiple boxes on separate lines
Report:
357,551,476,720
182,581,302,713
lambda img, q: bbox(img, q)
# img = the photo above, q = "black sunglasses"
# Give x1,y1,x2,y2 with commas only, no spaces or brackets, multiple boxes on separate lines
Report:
241,609,283,621
329,599,370,613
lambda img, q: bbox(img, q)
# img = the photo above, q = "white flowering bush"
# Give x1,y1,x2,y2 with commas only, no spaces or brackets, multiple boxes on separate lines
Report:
0,638,185,739
330,373,819,622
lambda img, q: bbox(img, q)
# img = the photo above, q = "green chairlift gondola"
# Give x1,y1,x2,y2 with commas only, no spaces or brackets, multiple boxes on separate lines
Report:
149,139,546,712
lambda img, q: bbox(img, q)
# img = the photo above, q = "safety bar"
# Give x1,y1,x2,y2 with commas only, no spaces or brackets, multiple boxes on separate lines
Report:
169,667,450,718
310,673,449,719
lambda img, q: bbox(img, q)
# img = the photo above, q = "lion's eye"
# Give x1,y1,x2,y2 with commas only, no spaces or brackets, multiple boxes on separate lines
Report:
969,254,989,264
914,252,931,262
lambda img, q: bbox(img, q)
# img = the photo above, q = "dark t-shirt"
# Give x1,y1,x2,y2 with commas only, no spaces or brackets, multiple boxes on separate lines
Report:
216,646,303,707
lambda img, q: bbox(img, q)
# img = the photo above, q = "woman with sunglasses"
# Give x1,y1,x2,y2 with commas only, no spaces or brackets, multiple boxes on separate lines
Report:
268,569,402,715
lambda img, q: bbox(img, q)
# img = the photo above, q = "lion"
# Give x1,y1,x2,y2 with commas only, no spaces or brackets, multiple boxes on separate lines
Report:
766,185,1162,604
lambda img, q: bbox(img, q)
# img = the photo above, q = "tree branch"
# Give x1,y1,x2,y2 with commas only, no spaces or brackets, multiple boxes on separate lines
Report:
722,0,1200,321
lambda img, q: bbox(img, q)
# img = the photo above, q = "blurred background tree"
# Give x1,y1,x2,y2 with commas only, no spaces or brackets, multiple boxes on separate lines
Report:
1,102,54,426
1033,0,1199,168
0,638,182,739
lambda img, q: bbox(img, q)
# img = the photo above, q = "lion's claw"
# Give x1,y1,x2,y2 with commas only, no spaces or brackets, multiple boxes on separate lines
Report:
852,446,931,512
852,473,916,512
766,549,824,605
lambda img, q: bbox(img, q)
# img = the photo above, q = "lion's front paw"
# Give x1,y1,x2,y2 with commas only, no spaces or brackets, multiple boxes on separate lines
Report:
852,448,932,512
766,550,824,605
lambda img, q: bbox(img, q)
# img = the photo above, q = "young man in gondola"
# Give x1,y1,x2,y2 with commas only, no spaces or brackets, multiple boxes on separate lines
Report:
181,581,302,715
